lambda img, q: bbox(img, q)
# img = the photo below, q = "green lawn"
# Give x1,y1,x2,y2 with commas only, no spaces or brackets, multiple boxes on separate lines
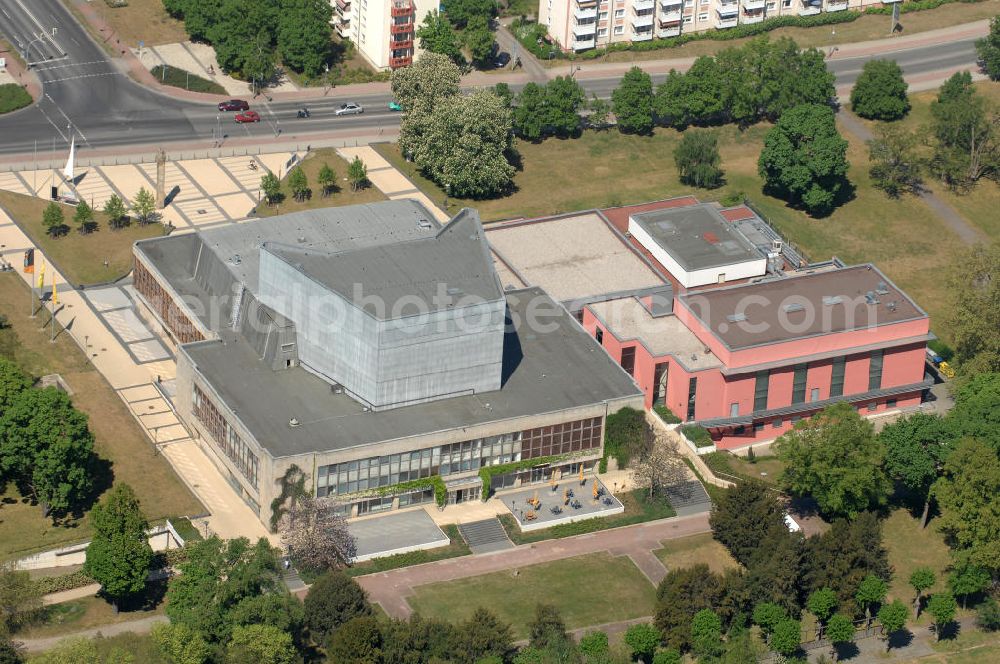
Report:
18,587,166,639
0,274,204,560
406,552,657,639
255,148,386,217
498,489,676,545
0,83,32,114
882,508,953,620
653,532,739,575
0,190,165,286
701,452,786,487
150,65,226,95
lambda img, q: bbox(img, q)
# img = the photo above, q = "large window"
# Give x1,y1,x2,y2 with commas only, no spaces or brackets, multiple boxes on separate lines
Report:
753,370,769,412
686,377,698,421
317,417,602,498
620,347,636,376
869,350,884,391
791,364,808,404
653,362,669,406
830,357,846,397
193,385,259,489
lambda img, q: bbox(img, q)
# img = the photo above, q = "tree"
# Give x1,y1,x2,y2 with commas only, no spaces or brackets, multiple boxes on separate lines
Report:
654,565,724,651
977,597,1000,632
708,479,785,567
0,565,42,635
226,624,296,664
416,11,463,65
630,429,686,501
464,15,495,68
652,649,681,664
277,0,333,78
947,560,990,609
623,623,660,664
443,0,495,28
673,130,723,189
850,60,910,121
932,438,1000,573
165,536,286,644
743,527,803,616
946,246,1000,374
587,95,610,130
411,89,515,199
802,513,891,608
0,637,24,664
84,483,153,612
132,187,159,225
73,200,95,234
493,83,513,108
151,622,211,664
529,604,569,650
103,195,128,230
303,570,370,642
689,610,722,659
752,602,787,642
879,412,952,527
287,167,310,202
769,618,801,657
578,631,608,659
653,60,724,128
758,103,850,216
0,359,30,414
280,495,355,573
975,15,1000,81
909,568,935,618
806,588,838,638
513,82,546,142
0,387,95,517
29,637,99,664
391,51,461,112
450,608,514,663
612,67,654,135
825,614,855,660
868,125,923,198
774,402,890,518
544,76,585,138
325,615,381,664
856,575,888,627
380,614,454,664
261,172,282,206
317,163,336,198
930,75,1000,188
347,157,369,193
926,592,957,641
946,372,1000,448
42,202,65,237
876,600,908,652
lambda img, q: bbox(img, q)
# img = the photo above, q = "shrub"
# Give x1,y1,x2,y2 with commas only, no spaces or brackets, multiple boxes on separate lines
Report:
653,404,681,424
150,66,227,95
680,425,713,448
31,570,95,595
604,406,649,468
977,597,1000,632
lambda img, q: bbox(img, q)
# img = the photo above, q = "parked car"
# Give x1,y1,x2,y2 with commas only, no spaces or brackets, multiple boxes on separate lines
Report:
493,51,511,69
388,101,402,112
218,99,249,112
335,102,364,116
234,110,261,123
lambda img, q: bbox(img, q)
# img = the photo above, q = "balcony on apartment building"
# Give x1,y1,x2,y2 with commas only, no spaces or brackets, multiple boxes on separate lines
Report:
633,0,656,10
742,0,766,9
632,26,654,41
391,0,414,17
716,2,738,28
632,9,655,28
741,9,765,22
825,0,849,10
390,55,413,68
391,38,414,50
659,0,683,21
335,0,350,13
575,6,598,20
574,21,598,44
657,21,681,38
799,0,821,15
574,35,596,49
390,20,414,35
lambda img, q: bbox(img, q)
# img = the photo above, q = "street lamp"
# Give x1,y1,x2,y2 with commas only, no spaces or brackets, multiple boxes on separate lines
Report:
23,28,58,66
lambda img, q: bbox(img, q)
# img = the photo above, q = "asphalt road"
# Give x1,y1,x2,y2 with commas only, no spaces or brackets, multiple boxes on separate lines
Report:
0,0,983,159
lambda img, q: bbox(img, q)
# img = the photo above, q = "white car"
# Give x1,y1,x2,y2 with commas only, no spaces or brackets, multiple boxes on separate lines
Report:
335,103,364,116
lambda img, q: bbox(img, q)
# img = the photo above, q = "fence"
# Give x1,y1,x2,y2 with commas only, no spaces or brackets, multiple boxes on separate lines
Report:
742,198,810,268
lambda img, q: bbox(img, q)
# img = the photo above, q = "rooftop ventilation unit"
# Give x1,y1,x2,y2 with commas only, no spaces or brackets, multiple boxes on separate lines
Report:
229,254,242,265
417,219,432,229
886,301,898,312
875,281,890,295
772,239,783,252
865,291,879,305
288,418,300,428
822,296,843,306
726,313,747,323
783,303,805,313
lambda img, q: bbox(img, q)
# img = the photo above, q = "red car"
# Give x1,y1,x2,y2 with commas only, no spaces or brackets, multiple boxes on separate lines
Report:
235,110,261,123
218,99,249,112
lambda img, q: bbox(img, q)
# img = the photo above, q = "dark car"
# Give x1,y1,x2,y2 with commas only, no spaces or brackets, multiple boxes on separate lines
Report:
493,52,511,69
218,99,250,112
235,110,261,123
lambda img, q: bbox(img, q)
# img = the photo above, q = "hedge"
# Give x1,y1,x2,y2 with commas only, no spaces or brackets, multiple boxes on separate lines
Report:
345,476,448,508
31,570,95,595
150,65,227,95
653,404,681,424
0,83,32,114
865,0,986,14
601,407,648,472
680,424,713,448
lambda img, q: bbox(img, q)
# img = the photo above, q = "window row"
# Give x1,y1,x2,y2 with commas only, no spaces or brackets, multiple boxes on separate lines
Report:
193,385,259,489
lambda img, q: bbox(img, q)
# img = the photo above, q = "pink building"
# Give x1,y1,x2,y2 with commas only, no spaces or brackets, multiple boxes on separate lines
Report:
486,198,933,450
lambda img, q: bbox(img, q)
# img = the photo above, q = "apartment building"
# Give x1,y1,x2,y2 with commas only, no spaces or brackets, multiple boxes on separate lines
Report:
333,0,437,70
539,0,899,52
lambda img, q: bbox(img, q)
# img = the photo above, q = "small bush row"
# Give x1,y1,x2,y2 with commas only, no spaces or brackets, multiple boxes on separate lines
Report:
31,570,95,595
681,424,713,448
864,0,985,15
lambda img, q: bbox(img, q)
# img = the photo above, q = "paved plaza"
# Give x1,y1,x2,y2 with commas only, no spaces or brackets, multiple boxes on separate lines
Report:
349,509,450,562
502,478,624,531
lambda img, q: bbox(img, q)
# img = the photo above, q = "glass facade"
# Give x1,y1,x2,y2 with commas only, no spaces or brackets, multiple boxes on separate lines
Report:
753,370,769,412
193,385,259,489
791,364,808,404
830,357,846,397
620,347,636,376
869,350,884,391
316,417,603,499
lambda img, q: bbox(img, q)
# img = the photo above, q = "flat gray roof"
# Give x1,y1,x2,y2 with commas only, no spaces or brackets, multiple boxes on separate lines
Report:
181,287,642,458
264,209,502,318
630,204,761,272
349,510,448,560
678,264,928,350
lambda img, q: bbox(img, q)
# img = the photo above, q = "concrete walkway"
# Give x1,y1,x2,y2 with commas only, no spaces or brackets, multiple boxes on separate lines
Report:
356,511,711,619
17,615,169,652
336,145,449,223
836,109,984,246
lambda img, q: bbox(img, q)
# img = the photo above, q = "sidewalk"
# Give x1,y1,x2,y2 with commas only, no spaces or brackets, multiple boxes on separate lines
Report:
17,615,169,653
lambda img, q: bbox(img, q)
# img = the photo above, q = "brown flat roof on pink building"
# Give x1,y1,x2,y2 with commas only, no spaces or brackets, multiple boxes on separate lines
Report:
678,264,928,350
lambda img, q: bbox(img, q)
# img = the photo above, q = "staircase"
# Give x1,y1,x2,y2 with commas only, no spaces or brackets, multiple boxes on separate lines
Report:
281,565,306,593
458,518,514,554
663,479,712,517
